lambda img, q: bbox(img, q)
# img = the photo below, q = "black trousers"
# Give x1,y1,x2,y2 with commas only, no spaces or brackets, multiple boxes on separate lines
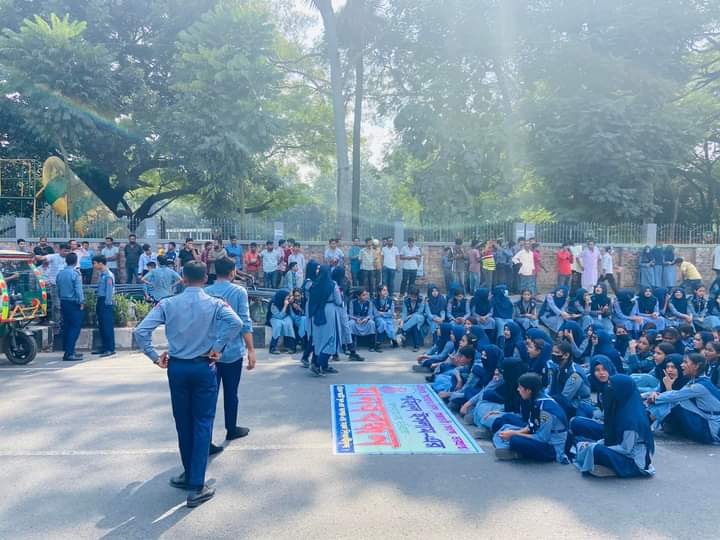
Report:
400,269,417,295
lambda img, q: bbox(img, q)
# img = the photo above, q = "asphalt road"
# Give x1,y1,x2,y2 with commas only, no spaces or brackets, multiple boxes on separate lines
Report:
0,348,718,540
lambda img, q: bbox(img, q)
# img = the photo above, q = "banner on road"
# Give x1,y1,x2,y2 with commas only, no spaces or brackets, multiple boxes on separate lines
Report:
331,384,483,455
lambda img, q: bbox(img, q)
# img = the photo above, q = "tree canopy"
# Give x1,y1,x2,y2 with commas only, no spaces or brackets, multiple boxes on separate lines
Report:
2,0,720,228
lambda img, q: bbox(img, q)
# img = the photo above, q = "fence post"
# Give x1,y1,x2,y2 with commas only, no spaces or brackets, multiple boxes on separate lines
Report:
394,221,404,290
643,223,657,246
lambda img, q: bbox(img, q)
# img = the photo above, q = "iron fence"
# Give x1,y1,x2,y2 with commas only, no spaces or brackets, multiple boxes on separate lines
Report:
2,210,720,246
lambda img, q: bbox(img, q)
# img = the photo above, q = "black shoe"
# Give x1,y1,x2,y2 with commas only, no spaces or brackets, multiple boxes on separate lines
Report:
301,359,310,368
288,348,297,354
310,364,325,377
412,347,419,352
425,375,435,383
63,355,83,361
169,473,191,490
226,427,250,440
391,340,399,348
331,354,340,362
91,350,103,355
348,353,365,362
323,366,339,374
269,349,281,355
209,443,224,456
99,351,116,358
373,346,383,353
187,485,215,508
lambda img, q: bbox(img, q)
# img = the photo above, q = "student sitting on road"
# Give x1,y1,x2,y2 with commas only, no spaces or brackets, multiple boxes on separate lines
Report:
431,346,475,399
574,375,655,478
646,353,720,444
492,372,569,463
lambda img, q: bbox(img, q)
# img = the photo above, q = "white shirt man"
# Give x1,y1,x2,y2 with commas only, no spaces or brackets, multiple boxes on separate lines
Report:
400,244,421,271
382,243,399,270
102,245,119,271
512,247,535,276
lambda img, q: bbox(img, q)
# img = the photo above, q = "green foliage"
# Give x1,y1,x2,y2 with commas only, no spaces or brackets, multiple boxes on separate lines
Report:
132,300,152,322
82,289,96,327
112,294,129,327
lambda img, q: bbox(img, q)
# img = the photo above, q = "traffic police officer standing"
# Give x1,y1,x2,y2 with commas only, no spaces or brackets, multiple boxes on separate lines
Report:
134,261,242,508
205,256,255,454
56,252,84,361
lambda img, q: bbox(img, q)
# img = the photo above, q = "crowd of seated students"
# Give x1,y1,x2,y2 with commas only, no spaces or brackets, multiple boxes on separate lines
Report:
403,279,720,478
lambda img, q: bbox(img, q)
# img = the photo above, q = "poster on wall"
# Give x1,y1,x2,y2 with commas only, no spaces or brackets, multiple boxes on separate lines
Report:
331,384,483,455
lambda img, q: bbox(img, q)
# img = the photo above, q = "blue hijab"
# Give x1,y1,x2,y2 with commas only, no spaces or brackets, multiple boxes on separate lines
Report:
653,287,669,312
478,344,503,386
640,246,652,264
472,288,491,316
569,288,587,315
491,284,513,319
604,375,655,458
331,266,347,292
527,327,552,345
451,325,465,351
498,320,523,357
637,287,658,314
427,284,446,316
663,246,675,264
657,354,688,392
469,324,490,345
650,246,664,265
589,354,617,393
308,265,335,325
590,283,610,311
670,288,688,314
560,320,582,345
305,260,320,283
265,288,290,327
436,323,453,351
595,330,624,373
616,289,636,316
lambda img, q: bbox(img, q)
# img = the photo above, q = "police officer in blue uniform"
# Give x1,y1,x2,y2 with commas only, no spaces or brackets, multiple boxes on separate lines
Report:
205,256,256,454
56,252,84,361
92,255,116,357
134,261,242,508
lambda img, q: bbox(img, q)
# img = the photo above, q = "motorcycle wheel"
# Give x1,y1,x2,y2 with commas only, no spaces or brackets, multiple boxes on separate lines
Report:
4,331,37,365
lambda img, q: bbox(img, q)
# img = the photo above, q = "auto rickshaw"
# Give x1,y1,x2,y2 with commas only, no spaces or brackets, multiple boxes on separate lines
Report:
0,250,47,364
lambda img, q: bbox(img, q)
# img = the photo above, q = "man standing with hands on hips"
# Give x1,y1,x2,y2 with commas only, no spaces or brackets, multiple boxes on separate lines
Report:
205,256,256,455
134,261,243,508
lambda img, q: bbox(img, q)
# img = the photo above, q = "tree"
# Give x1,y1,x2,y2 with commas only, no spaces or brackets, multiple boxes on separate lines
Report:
309,0,352,240
0,2,331,226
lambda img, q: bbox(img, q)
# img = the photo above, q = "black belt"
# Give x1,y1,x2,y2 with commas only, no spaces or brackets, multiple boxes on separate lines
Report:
169,356,211,363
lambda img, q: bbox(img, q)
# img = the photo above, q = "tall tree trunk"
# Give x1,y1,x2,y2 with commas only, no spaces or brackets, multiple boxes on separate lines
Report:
239,174,246,239
316,0,352,241
351,52,364,239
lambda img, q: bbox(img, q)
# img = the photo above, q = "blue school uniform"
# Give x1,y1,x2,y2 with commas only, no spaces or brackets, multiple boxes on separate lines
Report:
498,320,523,359
575,375,655,477
349,298,377,336
468,375,505,429
402,295,427,348
662,246,677,289
689,294,720,331
612,290,641,335
667,289,692,327
266,290,296,340
549,361,592,419
373,295,396,340
651,246,665,289
470,288,495,332
425,284,447,338
289,297,307,338
639,247,656,289
420,324,455,368
449,345,502,407
539,286,570,334
493,393,569,463
568,288,593,331
308,267,344,369
636,287,667,331
447,295,470,323
589,285,614,334
513,296,538,331
491,284,514,336
649,376,720,444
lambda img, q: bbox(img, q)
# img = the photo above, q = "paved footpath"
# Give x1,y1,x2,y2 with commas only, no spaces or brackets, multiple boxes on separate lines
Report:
0,349,718,540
